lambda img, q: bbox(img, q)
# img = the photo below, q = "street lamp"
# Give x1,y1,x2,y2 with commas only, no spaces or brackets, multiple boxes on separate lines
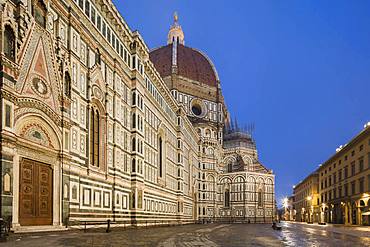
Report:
319,203,327,225
282,197,289,221
283,197,289,208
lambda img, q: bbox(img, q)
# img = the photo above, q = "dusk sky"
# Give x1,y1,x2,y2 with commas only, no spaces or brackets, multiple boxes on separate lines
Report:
113,0,370,205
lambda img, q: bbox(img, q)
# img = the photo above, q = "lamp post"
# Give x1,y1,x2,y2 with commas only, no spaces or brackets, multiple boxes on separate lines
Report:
283,197,289,221
320,203,327,224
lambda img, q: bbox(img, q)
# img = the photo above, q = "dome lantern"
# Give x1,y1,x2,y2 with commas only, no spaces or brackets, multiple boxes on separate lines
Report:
168,12,185,45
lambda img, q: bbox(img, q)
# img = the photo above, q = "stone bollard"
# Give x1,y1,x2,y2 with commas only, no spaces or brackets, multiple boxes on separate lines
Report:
106,219,111,233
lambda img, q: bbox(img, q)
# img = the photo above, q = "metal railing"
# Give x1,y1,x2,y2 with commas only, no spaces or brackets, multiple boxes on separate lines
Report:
67,219,197,233
197,217,273,224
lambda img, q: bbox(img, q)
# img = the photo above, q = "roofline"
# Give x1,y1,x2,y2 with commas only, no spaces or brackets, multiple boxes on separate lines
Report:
149,44,170,53
318,124,370,171
293,171,319,190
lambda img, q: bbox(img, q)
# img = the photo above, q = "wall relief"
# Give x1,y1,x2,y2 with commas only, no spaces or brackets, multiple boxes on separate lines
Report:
21,123,53,148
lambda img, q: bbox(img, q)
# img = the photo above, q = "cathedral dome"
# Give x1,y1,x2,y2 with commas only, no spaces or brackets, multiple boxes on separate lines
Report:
149,13,219,87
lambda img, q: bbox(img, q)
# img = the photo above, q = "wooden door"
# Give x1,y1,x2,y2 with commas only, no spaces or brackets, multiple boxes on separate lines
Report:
19,159,53,226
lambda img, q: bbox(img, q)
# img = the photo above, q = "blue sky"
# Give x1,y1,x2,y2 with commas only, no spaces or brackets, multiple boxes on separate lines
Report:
113,0,370,205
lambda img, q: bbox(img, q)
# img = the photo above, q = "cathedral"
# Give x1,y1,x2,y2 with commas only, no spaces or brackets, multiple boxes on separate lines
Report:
0,0,275,231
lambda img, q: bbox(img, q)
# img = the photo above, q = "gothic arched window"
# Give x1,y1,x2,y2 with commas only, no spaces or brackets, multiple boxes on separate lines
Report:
132,137,136,152
32,0,47,28
159,137,163,177
132,113,136,129
258,189,263,207
132,91,136,106
132,158,136,173
64,72,71,97
227,163,233,173
4,25,15,61
224,189,230,207
90,108,100,167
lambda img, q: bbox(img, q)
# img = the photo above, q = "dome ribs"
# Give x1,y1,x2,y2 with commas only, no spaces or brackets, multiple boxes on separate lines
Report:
149,44,217,87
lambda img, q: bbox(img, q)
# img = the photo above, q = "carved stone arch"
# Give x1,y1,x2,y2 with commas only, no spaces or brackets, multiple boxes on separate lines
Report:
233,175,245,183
91,85,105,105
207,146,214,155
247,175,256,184
14,104,62,130
223,155,236,172
219,177,232,207
241,155,253,171
242,155,253,165
207,174,216,182
220,176,232,185
3,21,17,34
2,3,18,30
157,123,167,139
15,113,62,150
223,155,236,164
204,128,211,138
90,98,106,115
265,178,273,185
204,128,212,137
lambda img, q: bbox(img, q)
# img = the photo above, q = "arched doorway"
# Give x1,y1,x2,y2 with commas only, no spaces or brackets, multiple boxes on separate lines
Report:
14,113,61,227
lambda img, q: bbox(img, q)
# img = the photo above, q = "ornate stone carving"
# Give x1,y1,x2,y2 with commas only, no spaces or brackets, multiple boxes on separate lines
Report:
16,3,32,51
46,13,54,32
31,77,49,97
20,123,53,148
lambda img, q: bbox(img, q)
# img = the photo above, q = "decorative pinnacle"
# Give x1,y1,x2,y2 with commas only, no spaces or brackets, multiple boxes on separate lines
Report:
174,11,178,23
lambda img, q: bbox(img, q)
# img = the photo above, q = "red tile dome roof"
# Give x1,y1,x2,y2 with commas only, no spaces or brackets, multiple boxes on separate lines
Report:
149,44,219,87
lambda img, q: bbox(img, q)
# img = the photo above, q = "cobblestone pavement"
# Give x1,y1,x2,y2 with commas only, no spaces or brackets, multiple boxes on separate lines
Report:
1,222,370,247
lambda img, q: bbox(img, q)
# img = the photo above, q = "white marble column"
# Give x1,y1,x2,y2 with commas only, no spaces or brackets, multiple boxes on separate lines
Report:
53,161,61,226
12,153,20,228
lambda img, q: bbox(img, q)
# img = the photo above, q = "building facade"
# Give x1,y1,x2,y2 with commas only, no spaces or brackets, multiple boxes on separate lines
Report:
292,172,320,223
292,123,370,226
0,0,274,231
317,124,370,225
